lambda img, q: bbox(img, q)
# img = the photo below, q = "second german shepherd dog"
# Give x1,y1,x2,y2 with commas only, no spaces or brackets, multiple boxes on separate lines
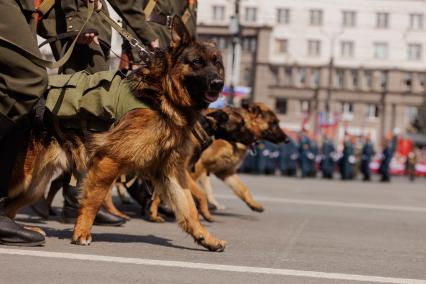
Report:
4,17,227,251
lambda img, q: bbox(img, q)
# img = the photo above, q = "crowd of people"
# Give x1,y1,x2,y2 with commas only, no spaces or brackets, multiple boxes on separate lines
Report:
239,129,420,182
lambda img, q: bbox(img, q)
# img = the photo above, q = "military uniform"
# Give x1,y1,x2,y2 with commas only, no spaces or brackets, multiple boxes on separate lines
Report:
0,0,48,194
340,140,356,180
320,139,336,179
279,139,298,177
360,141,374,181
0,0,47,246
298,134,312,178
142,0,197,48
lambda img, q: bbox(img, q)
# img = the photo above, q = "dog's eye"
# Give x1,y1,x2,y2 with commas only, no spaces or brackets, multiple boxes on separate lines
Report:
192,58,203,66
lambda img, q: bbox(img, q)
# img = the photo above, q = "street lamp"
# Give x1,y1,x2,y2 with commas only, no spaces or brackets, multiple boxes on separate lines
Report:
227,0,242,106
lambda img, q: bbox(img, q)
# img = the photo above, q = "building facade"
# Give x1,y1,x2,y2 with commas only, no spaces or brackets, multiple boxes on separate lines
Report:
197,0,426,145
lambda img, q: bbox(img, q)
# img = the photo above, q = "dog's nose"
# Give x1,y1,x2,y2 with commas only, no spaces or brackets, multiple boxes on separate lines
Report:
210,79,224,92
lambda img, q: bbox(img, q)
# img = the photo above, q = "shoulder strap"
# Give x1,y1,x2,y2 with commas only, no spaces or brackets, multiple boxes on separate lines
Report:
0,1,94,69
37,0,56,17
143,0,157,17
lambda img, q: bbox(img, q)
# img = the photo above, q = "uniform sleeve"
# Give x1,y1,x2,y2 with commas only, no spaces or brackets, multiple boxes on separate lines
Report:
107,0,158,45
60,0,86,32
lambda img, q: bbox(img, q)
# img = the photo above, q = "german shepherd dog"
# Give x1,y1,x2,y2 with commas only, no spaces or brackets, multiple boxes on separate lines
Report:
137,107,257,223
190,102,287,212
4,17,227,251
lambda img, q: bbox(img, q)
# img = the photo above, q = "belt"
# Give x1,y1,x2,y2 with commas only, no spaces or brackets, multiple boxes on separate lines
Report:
147,13,173,28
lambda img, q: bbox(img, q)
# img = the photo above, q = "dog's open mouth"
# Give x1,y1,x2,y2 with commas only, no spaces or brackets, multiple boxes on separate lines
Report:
203,92,220,103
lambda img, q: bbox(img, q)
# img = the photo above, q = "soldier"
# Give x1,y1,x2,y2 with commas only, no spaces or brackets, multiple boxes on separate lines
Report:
0,0,101,247
339,135,356,180
379,139,393,182
120,0,197,71
360,136,375,181
279,138,298,177
308,138,318,177
320,136,336,179
298,129,312,178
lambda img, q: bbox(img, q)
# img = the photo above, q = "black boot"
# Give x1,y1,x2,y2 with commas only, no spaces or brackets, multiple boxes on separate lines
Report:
0,198,45,247
61,184,126,226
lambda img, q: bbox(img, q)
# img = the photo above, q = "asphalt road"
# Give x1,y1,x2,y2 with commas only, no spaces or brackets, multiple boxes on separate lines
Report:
1,175,426,284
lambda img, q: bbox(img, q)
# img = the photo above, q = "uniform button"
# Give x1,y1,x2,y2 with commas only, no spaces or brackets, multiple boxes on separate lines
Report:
68,17,73,21
68,25,73,30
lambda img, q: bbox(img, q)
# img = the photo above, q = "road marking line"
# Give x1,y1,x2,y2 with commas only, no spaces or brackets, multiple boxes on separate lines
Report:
216,194,426,213
0,248,425,284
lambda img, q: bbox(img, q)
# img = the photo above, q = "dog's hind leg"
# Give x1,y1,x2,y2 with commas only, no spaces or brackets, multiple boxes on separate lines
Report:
186,171,213,222
217,173,264,212
72,156,121,245
161,177,226,252
102,187,130,220
148,193,165,223
198,172,225,210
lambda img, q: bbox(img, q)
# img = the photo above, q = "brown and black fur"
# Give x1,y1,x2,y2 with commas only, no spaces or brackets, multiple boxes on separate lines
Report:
191,102,288,212
145,107,256,223
4,17,227,251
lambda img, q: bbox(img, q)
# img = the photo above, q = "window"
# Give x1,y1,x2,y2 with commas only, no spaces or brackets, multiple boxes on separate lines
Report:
212,36,228,50
312,68,321,87
335,69,345,88
404,73,413,88
341,102,354,120
365,70,373,88
342,102,353,113
406,106,418,123
242,37,256,52
409,13,423,30
284,67,292,85
407,43,422,60
275,98,288,114
376,12,389,28
277,8,290,24
351,69,359,88
309,9,323,26
245,7,257,23
300,100,310,113
212,5,225,22
380,71,388,89
296,68,306,85
374,42,388,59
307,40,321,56
418,73,426,88
340,41,354,58
342,11,356,27
276,39,288,54
366,104,379,119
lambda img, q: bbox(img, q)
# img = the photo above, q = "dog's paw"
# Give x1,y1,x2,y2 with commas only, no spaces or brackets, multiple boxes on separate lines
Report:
71,231,92,246
248,202,264,213
202,214,215,223
149,215,165,223
197,235,227,252
24,226,46,237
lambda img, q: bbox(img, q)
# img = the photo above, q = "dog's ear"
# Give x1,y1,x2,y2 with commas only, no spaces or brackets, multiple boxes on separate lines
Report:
207,110,229,125
243,103,262,116
241,101,250,110
171,16,191,50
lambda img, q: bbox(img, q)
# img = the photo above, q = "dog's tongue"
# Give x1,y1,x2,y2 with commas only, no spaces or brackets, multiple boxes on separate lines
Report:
204,92,219,103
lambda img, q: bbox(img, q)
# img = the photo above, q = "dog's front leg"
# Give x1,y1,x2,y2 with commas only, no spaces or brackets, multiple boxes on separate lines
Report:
218,173,264,212
161,177,227,252
72,156,120,245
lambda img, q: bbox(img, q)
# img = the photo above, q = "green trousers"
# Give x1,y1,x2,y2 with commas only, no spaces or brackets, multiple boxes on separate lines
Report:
0,0,48,198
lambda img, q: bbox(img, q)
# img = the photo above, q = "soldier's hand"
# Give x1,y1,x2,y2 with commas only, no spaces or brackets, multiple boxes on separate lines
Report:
84,0,102,11
151,39,160,48
77,33,100,45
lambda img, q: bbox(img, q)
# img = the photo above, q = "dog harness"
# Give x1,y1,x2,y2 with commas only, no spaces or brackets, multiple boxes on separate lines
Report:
46,70,148,132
